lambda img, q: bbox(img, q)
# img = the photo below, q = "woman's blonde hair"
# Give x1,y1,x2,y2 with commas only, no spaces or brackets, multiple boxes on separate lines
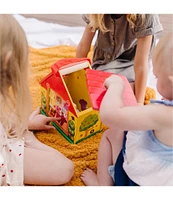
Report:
87,14,145,33
0,15,31,138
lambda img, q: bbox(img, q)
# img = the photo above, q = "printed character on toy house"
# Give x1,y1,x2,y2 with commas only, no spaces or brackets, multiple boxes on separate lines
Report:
41,86,69,133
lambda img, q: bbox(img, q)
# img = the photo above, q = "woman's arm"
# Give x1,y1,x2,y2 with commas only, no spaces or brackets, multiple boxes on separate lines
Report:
134,35,153,104
76,24,96,58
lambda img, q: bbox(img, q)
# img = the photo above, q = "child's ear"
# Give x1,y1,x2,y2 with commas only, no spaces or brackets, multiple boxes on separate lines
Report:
3,51,12,70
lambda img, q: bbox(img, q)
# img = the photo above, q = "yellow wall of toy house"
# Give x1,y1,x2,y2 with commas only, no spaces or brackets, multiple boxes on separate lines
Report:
68,109,102,143
63,68,92,112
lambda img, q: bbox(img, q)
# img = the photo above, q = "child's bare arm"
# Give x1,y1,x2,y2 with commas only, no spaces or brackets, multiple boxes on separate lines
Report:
100,75,172,133
76,24,95,58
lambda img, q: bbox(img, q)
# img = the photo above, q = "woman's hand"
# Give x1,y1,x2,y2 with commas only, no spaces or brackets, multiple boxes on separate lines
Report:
28,107,59,131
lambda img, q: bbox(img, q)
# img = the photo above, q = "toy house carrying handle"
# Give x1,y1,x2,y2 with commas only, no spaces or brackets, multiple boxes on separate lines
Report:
60,61,89,75
51,58,91,75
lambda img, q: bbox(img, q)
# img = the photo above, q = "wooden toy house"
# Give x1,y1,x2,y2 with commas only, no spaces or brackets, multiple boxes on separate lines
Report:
40,58,137,144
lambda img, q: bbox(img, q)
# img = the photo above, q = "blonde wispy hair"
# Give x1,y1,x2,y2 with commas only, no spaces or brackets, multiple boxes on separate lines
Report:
87,14,145,33
0,15,31,139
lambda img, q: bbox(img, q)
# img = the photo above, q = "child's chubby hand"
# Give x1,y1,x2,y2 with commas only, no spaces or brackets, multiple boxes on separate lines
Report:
28,107,59,131
104,75,125,89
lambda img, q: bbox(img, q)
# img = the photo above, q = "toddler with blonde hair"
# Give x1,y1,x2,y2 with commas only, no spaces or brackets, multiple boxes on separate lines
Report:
0,15,74,186
81,32,173,186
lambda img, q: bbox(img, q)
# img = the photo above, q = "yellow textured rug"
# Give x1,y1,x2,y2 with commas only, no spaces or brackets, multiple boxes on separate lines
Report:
29,45,102,186
29,45,156,186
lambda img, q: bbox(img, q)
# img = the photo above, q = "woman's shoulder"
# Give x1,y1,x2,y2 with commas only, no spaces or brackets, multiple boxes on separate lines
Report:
134,14,163,38
136,14,161,25
145,14,163,28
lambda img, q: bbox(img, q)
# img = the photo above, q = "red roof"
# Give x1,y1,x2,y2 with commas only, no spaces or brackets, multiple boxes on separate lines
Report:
86,69,137,110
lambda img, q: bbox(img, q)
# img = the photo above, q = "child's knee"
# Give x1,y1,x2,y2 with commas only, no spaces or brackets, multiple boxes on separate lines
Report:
49,158,74,185
102,129,110,138
102,129,124,144
58,158,74,184
102,129,113,141
63,159,74,183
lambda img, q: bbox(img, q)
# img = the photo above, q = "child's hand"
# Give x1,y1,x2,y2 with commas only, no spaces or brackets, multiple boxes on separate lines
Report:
28,107,59,131
104,75,124,89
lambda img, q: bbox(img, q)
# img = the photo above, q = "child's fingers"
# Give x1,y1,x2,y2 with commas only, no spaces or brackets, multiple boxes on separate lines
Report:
46,117,60,122
45,124,56,130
